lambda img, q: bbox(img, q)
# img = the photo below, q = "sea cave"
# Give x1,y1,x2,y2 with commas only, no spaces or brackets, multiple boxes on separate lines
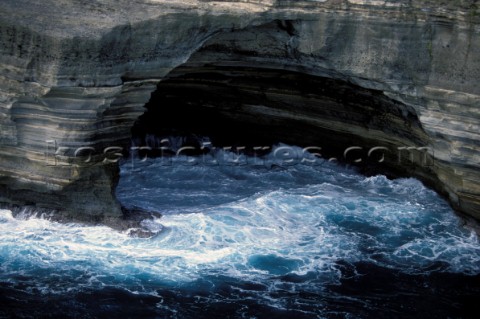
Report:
0,0,479,318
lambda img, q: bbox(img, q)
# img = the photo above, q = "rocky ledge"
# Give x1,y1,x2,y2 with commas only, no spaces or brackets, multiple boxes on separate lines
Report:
0,0,479,225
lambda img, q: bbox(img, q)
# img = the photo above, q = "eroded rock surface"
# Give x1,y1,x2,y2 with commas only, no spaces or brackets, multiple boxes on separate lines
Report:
0,0,479,223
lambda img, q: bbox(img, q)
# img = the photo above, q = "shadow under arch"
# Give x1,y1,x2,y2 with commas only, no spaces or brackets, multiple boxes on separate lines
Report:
129,62,434,179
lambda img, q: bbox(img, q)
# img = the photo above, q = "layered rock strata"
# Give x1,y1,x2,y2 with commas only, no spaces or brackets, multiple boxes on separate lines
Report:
0,0,479,223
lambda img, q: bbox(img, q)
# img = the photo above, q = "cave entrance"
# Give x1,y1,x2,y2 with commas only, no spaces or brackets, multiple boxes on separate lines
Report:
129,63,429,176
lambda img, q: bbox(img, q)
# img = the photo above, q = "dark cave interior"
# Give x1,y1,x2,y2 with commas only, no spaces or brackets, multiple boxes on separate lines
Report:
130,64,432,179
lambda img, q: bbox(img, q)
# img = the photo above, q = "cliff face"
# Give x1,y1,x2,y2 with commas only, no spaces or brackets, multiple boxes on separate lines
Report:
0,0,479,223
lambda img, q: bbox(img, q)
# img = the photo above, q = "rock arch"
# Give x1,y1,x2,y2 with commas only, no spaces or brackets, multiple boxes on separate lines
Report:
0,0,479,226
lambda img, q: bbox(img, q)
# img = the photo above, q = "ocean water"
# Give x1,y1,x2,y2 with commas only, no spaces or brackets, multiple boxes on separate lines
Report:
1,145,479,318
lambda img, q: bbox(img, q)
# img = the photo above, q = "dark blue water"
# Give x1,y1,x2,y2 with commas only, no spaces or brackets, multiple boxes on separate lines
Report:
1,145,479,318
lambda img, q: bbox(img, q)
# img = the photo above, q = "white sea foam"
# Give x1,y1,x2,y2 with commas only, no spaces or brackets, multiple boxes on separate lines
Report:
0,145,479,296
